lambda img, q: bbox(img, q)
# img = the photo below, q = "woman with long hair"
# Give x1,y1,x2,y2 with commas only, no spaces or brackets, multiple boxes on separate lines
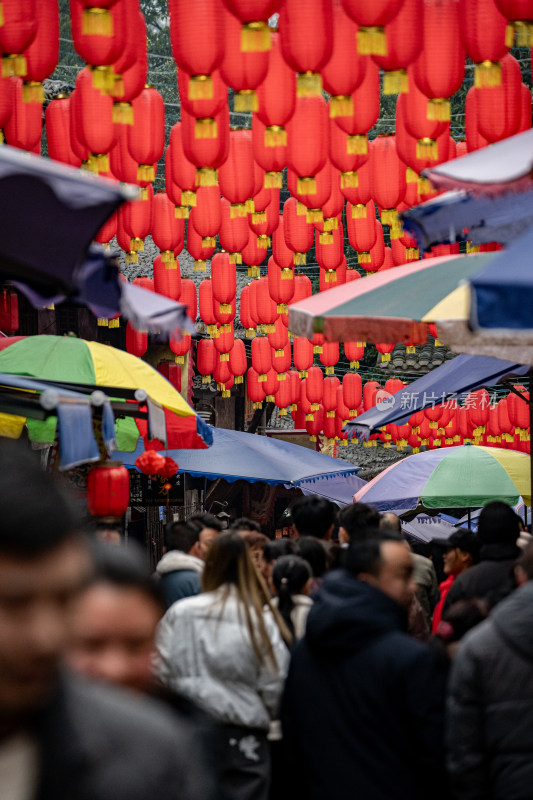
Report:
271,555,313,643
156,532,291,800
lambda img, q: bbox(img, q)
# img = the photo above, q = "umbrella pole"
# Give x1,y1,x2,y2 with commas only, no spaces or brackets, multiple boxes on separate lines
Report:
468,509,471,530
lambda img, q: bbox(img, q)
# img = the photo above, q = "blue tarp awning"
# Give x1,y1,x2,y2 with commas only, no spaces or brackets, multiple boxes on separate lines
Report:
118,426,361,491
344,354,529,440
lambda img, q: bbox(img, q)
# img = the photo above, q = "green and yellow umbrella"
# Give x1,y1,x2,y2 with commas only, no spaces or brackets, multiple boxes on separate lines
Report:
0,336,211,451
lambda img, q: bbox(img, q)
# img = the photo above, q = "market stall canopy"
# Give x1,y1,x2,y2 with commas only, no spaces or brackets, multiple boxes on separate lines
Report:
345,354,529,441
288,253,495,344
354,444,531,513
294,472,365,506
422,129,533,196
402,188,533,253
401,514,456,544
0,336,212,451
118,426,360,490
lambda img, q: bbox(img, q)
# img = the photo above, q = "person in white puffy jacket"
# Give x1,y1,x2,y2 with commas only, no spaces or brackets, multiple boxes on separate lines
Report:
156,531,291,800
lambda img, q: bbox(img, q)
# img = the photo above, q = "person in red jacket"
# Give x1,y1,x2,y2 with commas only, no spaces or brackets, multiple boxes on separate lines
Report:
432,529,480,633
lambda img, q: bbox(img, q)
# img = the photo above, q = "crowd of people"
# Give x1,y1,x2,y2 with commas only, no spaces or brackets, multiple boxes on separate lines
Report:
1,441,532,800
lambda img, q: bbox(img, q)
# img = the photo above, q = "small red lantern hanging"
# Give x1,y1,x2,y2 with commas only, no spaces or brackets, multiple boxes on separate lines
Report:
279,0,334,97
87,461,130,519
135,450,166,477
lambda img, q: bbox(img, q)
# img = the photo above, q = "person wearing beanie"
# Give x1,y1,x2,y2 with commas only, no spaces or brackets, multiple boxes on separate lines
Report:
432,530,480,633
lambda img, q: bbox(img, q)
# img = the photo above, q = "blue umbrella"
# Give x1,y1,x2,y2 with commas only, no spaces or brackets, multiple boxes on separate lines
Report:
344,353,529,441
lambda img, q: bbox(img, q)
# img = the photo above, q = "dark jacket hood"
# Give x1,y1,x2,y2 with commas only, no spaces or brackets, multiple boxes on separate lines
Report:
305,569,407,655
491,580,533,662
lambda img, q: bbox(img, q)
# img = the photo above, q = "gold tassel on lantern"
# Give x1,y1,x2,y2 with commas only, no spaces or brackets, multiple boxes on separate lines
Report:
1,54,27,78
90,65,114,92
293,252,306,266
297,71,322,97
277,303,288,313
126,252,138,264
406,247,419,259
235,376,243,384
257,235,270,248
93,153,110,173
220,353,230,362
252,211,266,224
427,98,450,121
358,251,371,263
306,208,323,224
313,346,322,355
258,373,267,383
181,190,197,206
206,324,217,337
297,176,317,195
299,370,308,378
324,270,337,283
351,203,366,218
417,176,433,195
246,328,255,338
113,101,134,125
381,353,391,362
349,360,359,369
506,21,533,47
381,208,398,227
219,303,232,314
320,232,334,245
194,259,207,272
241,20,271,52
280,268,293,280
390,222,403,239
406,346,416,354
160,251,176,266
0,3,4,25
279,408,287,416
222,389,231,398
265,126,286,147
406,167,418,183
246,198,255,213
264,171,282,188
357,26,387,55
383,69,408,95
274,348,285,357
234,90,258,112
474,60,502,88
229,252,242,264
109,318,120,328
188,74,213,100
347,135,368,155
326,410,335,418
195,167,218,186
202,236,216,247
137,164,154,181
466,241,480,254
296,202,307,215
175,355,185,365
329,95,354,118
195,117,218,139
130,237,144,253
82,7,113,35
22,81,44,104
324,217,338,231
97,318,109,327
252,266,261,278
202,375,212,384
305,413,314,421
416,138,438,160
325,366,334,375
341,171,358,189
230,202,247,218
175,205,189,219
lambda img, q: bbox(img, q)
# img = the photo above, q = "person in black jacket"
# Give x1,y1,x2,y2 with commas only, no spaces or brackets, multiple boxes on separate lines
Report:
281,530,447,800
443,501,520,612
447,541,533,800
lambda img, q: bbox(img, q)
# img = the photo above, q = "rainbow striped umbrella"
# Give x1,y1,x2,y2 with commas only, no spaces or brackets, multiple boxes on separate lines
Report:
354,444,531,512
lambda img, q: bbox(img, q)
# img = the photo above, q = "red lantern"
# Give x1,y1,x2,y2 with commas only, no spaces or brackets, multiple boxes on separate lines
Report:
494,0,533,46
256,30,296,149
369,136,406,230
211,252,236,313
199,279,218,335
344,341,365,369
340,157,372,211
70,0,125,89
157,362,182,395
346,200,376,263
375,343,395,362
306,365,324,409
221,0,280,51
365,220,385,272
220,6,268,111
127,87,165,183
293,337,313,377
279,0,334,96
372,0,422,94
169,0,223,97
45,96,80,167
475,54,522,143
267,315,289,350
168,122,198,207
240,283,257,335
247,367,266,408
268,256,295,312
497,396,514,442
181,104,230,186
126,322,148,357
197,337,217,382
272,342,291,379
343,372,362,415
254,276,278,330
282,197,314,265
189,185,221,246
275,373,294,414
74,67,114,168
170,332,192,365
177,67,226,122
135,450,166,477
214,356,232,387
229,338,247,384
272,215,296,272
459,0,508,88
218,196,249,263
0,0,36,78
379,246,396,272
152,192,185,264
306,405,325,440
315,226,344,284
251,336,271,379
363,379,380,410
249,191,280,248
87,462,130,518
398,67,449,155
22,0,58,103
94,211,117,247
287,160,331,222
464,87,490,152
412,0,465,122
320,342,339,375
4,76,42,152
290,274,313,307
213,322,234,359
341,0,402,56
218,129,255,216
329,114,369,188
322,1,364,117
179,278,197,322
507,387,530,436
153,254,181,300
119,184,153,254
213,294,236,329
333,59,380,155
187,216,216,272
242,228,267,276
286,95,329,193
